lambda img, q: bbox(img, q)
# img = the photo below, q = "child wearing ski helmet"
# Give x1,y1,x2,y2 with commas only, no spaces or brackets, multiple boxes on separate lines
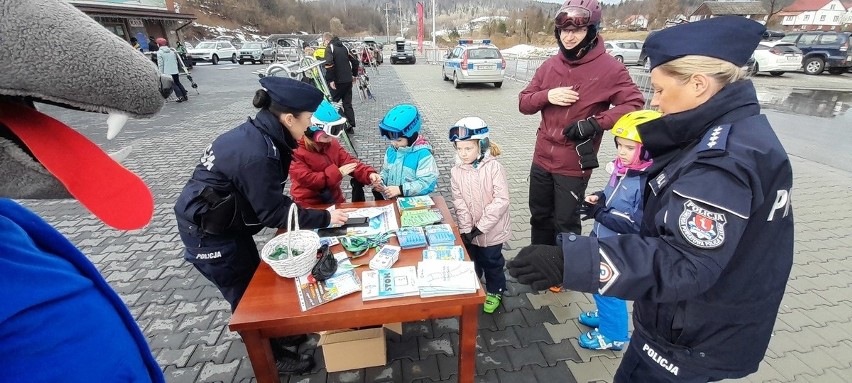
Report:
374,104,438,199
575,110,660,350
290,100,380,205
448,117,510,314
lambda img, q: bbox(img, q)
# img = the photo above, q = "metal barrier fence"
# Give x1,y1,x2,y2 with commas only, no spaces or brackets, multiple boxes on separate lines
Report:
421,47,447,65
503,53,654,107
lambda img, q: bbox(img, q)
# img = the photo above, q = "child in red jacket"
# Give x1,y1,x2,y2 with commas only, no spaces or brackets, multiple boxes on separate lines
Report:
290,126,381,205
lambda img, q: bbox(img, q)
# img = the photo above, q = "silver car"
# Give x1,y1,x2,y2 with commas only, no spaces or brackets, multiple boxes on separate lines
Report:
238,42,277,65
441,40,505,88
604,40,643,65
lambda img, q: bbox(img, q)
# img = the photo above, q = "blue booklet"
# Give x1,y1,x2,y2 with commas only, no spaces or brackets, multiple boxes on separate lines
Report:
422,245,465,261
396,227,428,249
424,224,456,246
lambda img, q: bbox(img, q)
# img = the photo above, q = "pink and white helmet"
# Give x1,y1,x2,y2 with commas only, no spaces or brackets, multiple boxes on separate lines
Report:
555,0,602,29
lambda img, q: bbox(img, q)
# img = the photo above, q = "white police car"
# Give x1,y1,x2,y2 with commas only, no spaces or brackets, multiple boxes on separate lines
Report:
441,39,505,88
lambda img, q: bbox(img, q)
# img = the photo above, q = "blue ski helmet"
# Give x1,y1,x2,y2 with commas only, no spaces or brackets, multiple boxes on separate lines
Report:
379,104,422,140
312,100,347,137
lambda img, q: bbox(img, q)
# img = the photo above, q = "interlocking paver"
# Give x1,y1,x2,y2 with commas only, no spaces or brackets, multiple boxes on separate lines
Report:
401,354,441,382
514,323,553,346
539,341,584,366
365,360,403,383
474,346,511,376
505,343,548,370
419,333,455,358
478,327,522,352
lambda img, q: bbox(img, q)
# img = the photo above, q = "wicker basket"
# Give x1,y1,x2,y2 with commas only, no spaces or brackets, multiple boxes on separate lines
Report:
261,204,321,278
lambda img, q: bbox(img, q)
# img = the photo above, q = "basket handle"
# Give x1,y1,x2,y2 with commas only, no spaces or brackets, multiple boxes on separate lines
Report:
287,203,300,232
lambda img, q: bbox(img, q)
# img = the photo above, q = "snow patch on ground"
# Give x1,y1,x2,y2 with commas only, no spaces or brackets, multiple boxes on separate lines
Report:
501,44,556,57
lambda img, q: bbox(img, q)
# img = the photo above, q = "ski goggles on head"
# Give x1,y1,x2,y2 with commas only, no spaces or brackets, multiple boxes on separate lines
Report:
555,6,592,29
448,126,488,142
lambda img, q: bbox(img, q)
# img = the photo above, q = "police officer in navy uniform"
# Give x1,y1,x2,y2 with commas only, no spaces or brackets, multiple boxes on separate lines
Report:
174,76,351,374
508,17,794,382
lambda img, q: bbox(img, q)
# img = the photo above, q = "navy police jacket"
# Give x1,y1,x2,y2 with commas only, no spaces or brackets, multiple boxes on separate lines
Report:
174,109,329,232
560,80,794,378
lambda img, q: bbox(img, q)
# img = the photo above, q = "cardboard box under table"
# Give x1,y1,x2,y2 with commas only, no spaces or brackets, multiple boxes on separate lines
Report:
229,197,484,382
319,322,402,372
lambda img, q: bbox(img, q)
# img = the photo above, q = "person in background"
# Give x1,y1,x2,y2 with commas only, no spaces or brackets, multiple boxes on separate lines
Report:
508,16,794,382
155,38,188,103
289,100,381,205
374,104,438,199
448,117,510,314
518,0,643,247
175,42,193,69
574,110,661,351
322,32,358,134
129,36,141,51
173,77,352,375
147,35,159,65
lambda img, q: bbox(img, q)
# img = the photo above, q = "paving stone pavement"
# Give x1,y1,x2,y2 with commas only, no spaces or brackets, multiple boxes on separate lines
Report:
15,60,852,383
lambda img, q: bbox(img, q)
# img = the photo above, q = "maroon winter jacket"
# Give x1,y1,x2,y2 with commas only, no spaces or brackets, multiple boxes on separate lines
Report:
519,36,644,177
289,138,377,205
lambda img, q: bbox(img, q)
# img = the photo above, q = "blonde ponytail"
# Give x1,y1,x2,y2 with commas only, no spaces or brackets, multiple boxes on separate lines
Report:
488,141,501,157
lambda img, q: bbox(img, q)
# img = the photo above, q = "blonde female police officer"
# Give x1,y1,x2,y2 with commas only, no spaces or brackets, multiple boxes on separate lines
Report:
508,17,794,382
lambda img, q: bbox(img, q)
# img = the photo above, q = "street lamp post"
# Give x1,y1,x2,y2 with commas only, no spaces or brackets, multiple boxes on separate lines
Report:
432,0,436,47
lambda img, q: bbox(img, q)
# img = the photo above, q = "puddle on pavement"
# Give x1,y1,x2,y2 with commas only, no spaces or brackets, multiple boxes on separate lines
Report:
757,88,852,119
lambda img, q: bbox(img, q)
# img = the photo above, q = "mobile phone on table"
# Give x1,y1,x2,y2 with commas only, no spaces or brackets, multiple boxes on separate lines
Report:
344,217,369,227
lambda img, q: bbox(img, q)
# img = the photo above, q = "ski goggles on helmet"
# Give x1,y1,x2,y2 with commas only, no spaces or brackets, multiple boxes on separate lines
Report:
555,6,592,29
448,126,489,142
378,114,421,140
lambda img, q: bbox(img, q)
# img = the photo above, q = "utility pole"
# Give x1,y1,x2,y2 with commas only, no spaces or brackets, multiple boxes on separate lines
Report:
431,0,436,47
384,2,391,44
398,0,404,38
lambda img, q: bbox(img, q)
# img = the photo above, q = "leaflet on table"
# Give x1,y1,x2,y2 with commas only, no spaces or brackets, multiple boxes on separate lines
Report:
361,266,419,301
400,208,444,227
421,245,465,261
396,195,435,210
346,204,399,236
396,227,427,249
417,260,479,297
295,252,361,311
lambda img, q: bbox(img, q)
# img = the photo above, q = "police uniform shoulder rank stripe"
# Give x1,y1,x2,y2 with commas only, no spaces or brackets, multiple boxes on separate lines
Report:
678,200,727,249
698,124,731,152
262,134,279,159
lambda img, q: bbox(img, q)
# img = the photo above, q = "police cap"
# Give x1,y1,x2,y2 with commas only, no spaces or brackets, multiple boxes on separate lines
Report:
258,76,324,112
644,16,765,71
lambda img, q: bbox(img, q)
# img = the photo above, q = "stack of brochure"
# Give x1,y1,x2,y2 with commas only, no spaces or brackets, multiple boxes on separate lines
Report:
396,227,428,249
421,245,465,261
417,260,479,298
361,266,420,301
400,208,444,227
424,224,456,246
396,195,435,210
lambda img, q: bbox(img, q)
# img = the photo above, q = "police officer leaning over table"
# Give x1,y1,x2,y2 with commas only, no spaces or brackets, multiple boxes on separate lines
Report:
173,76,351,374
507,17,794,382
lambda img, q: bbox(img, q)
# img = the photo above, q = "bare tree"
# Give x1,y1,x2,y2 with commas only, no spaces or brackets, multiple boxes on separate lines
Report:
649,0,682,28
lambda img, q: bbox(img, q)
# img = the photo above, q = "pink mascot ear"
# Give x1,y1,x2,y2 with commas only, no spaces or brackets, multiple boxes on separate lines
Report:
0,103,153,230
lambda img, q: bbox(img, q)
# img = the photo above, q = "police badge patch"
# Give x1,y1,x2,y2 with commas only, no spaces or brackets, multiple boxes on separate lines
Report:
678,200,726,248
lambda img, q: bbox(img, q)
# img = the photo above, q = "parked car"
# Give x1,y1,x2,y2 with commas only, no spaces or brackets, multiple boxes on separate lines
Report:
266,35,305,62
186,41,237,65
776,31,851,75
239,42,277,65
391,37,416,65
604,40,643,65
638,29,661,69
441,39,505,88
748,42,802,77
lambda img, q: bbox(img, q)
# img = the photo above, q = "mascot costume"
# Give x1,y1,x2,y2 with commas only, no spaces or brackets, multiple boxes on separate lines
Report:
0,0,171,381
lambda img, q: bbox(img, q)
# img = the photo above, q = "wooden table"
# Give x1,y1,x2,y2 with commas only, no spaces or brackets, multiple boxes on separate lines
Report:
230,196,485,383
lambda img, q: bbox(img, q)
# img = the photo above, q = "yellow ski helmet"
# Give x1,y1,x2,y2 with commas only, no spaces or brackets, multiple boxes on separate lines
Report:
611,110,662,143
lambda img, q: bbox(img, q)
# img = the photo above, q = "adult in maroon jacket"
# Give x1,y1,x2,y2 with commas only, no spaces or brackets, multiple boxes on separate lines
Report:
290,127,380,205
519,0,644,245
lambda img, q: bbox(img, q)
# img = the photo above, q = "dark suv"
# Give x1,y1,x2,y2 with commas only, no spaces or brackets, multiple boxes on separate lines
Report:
777,31,851,75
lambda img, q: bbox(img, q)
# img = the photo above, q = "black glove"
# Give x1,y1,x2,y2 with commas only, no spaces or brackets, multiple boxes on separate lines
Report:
461,227,483,245
507,245,564,291
563,117,603,141
577,192,606,221
575,139,599,170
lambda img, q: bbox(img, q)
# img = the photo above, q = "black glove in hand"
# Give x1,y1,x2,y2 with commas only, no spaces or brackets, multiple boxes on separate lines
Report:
461,227,483,245
563,117,603,141
507,245,565,291
575,139,599,170
577,192,606,220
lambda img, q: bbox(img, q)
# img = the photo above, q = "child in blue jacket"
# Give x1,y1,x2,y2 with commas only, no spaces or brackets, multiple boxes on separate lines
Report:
373,104,438,198
575,110,661,350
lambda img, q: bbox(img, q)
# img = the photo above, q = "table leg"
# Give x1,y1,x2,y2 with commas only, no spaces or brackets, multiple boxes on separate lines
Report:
241,330,278,383
458,304,479,383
